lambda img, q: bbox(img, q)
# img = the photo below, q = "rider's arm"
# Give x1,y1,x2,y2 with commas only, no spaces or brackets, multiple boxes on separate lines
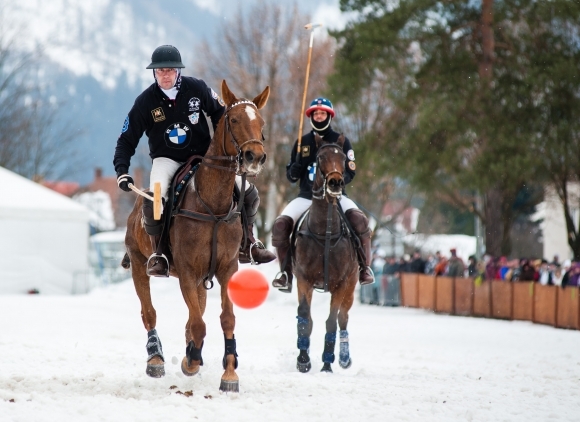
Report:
342,136,356,185
200,81,225,131
286,139,301,183
113,98,148,175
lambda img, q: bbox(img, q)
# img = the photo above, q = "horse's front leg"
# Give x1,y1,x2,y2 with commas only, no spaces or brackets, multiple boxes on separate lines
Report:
218,262,239,392
296,278,314,373
337,275,357,369
179,274,207,377
321,286,349,373
130,250,165,378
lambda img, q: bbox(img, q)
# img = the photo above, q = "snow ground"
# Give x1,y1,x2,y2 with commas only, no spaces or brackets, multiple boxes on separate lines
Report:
1,262,578,422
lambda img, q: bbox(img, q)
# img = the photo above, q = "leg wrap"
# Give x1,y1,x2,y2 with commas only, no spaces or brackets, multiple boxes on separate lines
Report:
146,329,164,361
296,316,310,350
185,340,204,367
222,336,239,370
143,196,163,236
339,330,350,364
242,184,260,226
322,331,336,364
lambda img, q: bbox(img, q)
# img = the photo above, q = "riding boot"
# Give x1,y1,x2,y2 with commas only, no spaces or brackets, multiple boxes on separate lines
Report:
238,184,276,265
345,208,375,285
271,215,294,292
143,196,169,277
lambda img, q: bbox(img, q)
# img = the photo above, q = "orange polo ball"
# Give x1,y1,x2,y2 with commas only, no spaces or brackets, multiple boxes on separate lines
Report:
227,268,269,309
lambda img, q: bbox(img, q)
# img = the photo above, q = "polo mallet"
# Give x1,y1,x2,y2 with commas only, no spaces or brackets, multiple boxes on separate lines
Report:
129,182,162,220
297,22,323,154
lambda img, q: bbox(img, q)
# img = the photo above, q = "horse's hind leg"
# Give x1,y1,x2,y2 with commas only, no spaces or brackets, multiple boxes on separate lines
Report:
337,277,357,369
131,251,165,378
296,279,314,373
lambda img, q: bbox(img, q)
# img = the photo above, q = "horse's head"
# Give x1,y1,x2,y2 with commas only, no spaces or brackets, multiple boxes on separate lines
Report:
313,134,346,201
220,80,270,176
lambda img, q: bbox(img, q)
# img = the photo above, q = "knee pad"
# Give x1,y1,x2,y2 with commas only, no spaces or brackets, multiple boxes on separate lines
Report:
142,196,164,236
272,215,294,247
345,209,371,238
242,184,260,224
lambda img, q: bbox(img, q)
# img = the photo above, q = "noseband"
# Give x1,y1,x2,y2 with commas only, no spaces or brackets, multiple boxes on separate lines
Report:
201,100,265,176
311,143,346,201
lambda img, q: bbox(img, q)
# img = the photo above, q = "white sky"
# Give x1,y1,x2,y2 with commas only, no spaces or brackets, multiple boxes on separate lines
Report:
0,261,578,421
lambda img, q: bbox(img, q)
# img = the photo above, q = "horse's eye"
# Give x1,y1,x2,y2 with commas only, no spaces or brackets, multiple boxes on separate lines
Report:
231,118,238,124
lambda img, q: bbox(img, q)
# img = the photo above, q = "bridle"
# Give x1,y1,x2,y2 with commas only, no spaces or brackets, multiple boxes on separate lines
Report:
200,100,265,176
311,143,346,202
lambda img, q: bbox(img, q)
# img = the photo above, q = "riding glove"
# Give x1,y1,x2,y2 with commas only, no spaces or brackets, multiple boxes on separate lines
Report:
117,173,134,192
289,163,303,180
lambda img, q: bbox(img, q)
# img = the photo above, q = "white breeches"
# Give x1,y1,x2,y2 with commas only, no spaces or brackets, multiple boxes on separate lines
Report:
150,157,252,202
280,195,358,224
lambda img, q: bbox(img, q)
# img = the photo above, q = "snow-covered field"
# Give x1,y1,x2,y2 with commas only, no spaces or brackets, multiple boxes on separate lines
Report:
1,262,578,421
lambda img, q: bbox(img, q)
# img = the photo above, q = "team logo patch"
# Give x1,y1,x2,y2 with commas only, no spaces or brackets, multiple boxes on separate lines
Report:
121,116,129,133
188,112,199,125
347,149,355,161
301,145,310,157
348,161,356,171
165,122,191,147
188,97,200,111
151,107,165,122
308,163,317,181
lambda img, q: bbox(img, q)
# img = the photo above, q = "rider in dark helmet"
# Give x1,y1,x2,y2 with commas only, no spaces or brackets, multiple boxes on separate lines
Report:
114,45,275,277
270,97,375,293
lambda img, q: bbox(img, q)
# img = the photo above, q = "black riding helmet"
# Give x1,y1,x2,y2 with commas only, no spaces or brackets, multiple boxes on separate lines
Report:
146,45,185,69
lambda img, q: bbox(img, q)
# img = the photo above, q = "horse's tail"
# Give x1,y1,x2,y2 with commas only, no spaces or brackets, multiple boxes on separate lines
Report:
121,253,131,269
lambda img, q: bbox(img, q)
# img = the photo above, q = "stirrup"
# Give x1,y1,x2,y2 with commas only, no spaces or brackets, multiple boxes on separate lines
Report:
272,271,289,288
359,266,375,286
248,240,266,265
146,253,170,277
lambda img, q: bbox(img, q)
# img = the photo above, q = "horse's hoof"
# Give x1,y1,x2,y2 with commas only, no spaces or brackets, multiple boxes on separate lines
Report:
219,379,239,393
320,363,333,373
146,363,165,378
339,358,352,369
297,360,311,373
180,357,200,377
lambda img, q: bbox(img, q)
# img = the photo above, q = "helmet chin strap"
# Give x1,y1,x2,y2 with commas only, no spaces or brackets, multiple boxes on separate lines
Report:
310,115,332,132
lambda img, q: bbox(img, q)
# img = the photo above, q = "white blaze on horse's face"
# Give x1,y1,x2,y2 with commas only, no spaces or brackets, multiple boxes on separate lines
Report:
245,105,257,121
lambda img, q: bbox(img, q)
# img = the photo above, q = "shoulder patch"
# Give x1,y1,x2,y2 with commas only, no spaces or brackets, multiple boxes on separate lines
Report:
301,145,310,157
347,149,355,161
348,161,356,171
151,107,165,122
122,116,129,133
210,88,225,106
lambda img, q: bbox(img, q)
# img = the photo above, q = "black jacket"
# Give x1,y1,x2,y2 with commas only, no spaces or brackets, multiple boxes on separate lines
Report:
113,76,225,175
286,128,356,200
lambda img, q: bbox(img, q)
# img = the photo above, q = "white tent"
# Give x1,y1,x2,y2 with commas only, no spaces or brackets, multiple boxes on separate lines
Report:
0,167,90,294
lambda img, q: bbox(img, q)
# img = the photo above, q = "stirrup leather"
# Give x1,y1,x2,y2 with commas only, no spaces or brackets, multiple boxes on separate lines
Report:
146,253,170,277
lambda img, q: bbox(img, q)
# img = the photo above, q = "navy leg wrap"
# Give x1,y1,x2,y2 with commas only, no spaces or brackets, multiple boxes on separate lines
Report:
146,329,164,361
339,330,350,364
297,316,310,350
222,336,239,370
186,340,204,367
322,331,336,364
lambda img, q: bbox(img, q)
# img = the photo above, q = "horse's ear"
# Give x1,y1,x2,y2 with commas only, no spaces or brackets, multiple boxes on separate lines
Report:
337,134,345,148
221,80,237,107
252,86,270,110
314,133,323,148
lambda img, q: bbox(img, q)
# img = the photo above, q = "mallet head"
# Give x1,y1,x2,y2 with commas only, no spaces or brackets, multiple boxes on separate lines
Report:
304,22,323,30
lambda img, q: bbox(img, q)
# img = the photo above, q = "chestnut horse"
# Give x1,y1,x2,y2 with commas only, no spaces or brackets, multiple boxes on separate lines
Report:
123,80,269,392
293,134,359,373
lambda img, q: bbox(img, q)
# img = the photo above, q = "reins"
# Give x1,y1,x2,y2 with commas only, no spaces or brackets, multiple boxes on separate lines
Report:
174,100,261,289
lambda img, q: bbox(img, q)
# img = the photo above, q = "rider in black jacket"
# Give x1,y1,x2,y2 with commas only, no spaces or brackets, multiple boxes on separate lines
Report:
271,97,375,292
114,45,274,276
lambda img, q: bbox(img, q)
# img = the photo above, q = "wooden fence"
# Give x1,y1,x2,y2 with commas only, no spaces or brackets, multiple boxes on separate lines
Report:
397,274,579,330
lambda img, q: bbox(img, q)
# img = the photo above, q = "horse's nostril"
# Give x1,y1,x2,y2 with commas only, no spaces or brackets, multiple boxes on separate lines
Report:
260,153,267,165
244,151,254,163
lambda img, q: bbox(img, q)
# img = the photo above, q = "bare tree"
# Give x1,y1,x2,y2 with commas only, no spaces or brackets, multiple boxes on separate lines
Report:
0,4,81,181
193,1,335,240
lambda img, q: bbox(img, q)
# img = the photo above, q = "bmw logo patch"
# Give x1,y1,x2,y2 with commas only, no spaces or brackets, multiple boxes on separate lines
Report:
164,122,191,148
122,116,129,133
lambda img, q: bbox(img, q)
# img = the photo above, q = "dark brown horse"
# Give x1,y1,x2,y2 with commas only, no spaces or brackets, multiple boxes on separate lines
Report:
123,80,270,392
293,134,359,373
